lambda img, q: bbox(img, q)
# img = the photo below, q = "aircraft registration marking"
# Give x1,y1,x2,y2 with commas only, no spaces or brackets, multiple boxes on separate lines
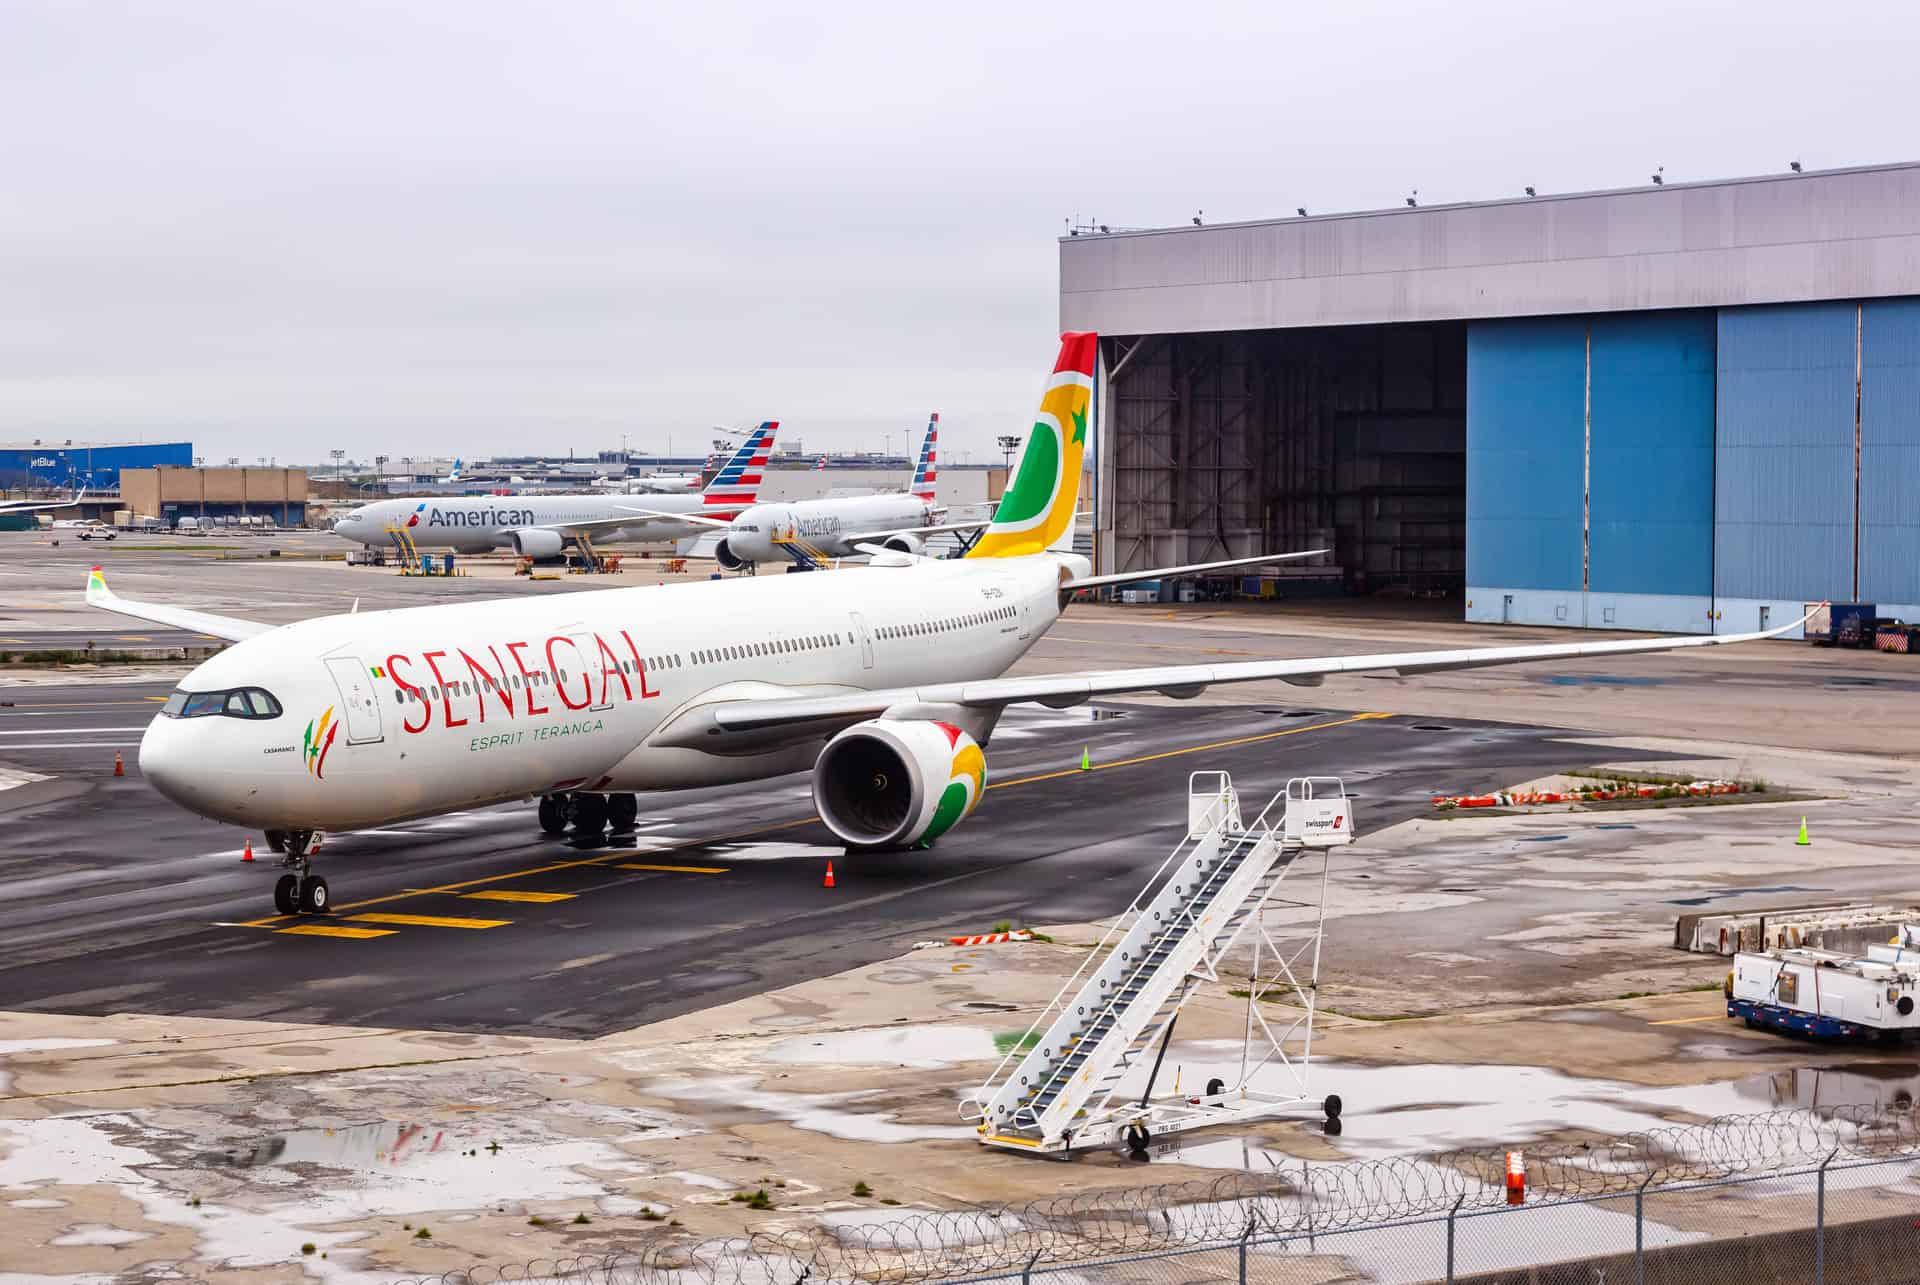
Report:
277,924,397,939
349,913,512,929
462,890,576,904
617,863,728,875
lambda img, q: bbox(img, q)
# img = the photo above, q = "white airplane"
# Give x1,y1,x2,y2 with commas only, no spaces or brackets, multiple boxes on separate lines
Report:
0,487,86,517
87,333,1804,919
661,413,986,568
593,471,703,495
330,425,777,558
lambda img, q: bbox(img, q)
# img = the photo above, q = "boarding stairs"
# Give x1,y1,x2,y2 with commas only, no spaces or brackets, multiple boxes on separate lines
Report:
384,523,425,573
964,773,1351,1155
771,528,835,571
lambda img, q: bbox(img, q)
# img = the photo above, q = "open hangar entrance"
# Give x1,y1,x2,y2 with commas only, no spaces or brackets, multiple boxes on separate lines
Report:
1100,322,1466,600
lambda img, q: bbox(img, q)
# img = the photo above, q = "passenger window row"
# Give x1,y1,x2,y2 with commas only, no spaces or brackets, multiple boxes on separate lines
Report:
691,633,842,666
877,605,1015,641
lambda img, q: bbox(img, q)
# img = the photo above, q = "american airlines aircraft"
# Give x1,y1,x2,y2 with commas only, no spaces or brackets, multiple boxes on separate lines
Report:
331,425,777,559
663,413,990,568
88,334,1802,919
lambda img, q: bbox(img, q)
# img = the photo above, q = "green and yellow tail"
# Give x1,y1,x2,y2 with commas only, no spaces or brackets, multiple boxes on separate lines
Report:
966,332,1096,559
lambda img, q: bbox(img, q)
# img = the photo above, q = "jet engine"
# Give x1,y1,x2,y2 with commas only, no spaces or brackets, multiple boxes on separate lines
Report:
877,533,925,556
507,528,565,560
714,538,749,571
812,719,985,849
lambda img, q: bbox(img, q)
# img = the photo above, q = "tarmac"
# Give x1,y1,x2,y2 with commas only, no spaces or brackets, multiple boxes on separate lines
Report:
5,528,1920,1279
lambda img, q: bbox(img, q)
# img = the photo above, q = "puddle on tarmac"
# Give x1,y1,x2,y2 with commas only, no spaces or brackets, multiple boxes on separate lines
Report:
765,1025,1002,1069
641,1075,973,1143
1126,1048,1920,1168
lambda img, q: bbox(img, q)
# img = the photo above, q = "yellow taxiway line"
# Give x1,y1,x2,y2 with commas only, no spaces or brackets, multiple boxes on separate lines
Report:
462,890,576,904
1648,1013,1728,1026
348,912,512,930
235,712,1393,934
276,923,397,939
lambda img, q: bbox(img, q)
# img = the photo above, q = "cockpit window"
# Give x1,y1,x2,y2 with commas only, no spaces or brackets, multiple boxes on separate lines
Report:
161,687,284,720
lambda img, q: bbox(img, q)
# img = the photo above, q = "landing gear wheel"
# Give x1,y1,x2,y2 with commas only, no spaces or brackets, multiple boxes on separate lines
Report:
1124,1122,1151,1161
299,876,330,915
273,875,298,916
606,793,638,834
538,794,570,835
569,793,608,836
1323,1094,1343,1120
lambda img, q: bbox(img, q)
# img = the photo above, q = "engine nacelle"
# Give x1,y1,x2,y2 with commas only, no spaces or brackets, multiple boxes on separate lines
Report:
877,533,925,556
507,528,565,560
714,537,749,571
812,719,985,849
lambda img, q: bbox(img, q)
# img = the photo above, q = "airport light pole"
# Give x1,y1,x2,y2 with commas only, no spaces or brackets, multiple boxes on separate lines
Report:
329,449,345,483
998,434,1022,474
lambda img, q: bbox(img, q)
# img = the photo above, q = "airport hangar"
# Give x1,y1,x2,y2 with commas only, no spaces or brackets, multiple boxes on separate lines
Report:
1062,161,1920,636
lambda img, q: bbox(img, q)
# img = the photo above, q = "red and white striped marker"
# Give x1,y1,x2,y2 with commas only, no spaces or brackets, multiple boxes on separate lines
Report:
1505,1150,1526,1205
948,930,1033,946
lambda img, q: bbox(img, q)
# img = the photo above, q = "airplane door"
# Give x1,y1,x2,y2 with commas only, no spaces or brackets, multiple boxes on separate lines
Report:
850,612,874,669
567,631,615,711
1018,602,1033,640
323,656,385,744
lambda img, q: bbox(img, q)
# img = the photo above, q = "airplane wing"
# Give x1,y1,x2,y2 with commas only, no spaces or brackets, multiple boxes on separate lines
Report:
841,519,994,543
0,488,85,516
83,566,272,643
513,513,675,540
618,506,731,529
649,611,1815,751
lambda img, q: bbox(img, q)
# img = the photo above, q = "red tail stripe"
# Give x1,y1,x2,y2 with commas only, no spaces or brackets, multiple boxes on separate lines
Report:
1053,331,1098,377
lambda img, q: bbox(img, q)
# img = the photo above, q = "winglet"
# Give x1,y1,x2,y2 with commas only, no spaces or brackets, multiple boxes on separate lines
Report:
86,564,111,605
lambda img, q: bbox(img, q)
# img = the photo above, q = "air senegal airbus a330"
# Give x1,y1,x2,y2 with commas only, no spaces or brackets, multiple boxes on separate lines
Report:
89,333,1804,918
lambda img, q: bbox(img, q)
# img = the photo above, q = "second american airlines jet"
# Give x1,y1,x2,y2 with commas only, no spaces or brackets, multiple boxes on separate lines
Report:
89,334,1803,918
332,425,777,559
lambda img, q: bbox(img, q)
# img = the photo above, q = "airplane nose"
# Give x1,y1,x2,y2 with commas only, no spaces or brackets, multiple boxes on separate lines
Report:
139,716,240,822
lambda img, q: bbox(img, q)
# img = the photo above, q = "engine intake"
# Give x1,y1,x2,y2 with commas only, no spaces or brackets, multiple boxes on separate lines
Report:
714,537,748,571
812,719,985,849
878,533,925,556
508,528,565,560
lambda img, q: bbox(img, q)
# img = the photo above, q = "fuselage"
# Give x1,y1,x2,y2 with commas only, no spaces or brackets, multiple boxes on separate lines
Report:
332,494,722,551
726,494,938,563
139,556,1070,831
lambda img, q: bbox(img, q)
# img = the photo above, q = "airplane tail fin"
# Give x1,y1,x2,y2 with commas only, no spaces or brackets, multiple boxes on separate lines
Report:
965,333,1095,559
910,413,938,501
703,422,778,512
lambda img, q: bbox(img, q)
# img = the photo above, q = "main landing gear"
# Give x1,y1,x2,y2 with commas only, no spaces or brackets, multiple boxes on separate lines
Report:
265,828,329,917
538,792,639,840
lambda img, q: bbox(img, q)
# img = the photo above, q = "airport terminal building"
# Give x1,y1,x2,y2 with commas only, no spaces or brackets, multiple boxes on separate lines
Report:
1062,161,1920,634
0,440,190,492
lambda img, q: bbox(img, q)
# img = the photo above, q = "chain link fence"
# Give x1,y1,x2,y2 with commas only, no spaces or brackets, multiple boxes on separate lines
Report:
393,1108,1920,1285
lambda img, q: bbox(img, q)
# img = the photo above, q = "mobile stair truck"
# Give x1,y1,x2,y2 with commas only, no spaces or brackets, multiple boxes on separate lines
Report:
1729,926,1920,1042
962,772,1352,1158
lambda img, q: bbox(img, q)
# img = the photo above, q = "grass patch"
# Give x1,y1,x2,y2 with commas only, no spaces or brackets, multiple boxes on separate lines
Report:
639,1209,666,1222
731,1188,775,1211
572,1212,591,1225
300,1244,316,1256
993,1031,1040,1055
414,1227,432,1240
528,1216,546,1227
852,1181,873,1198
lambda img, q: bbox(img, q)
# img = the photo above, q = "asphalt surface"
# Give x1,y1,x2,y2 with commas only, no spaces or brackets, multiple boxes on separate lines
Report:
0,680,1634,1037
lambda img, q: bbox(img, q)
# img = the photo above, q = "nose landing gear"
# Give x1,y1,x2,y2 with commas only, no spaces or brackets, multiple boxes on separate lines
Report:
269,829,329,916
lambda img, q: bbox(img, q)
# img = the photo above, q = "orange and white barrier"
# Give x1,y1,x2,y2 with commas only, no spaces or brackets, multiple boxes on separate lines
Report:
949,930,1034,946
1432,780,1743,810
1505,1150,1526,1204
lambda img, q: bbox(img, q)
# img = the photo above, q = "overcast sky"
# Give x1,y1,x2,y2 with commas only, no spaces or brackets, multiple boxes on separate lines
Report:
2,1,1915,466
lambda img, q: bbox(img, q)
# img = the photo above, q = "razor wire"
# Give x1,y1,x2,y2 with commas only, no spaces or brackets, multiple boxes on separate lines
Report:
393,1104,1920,1285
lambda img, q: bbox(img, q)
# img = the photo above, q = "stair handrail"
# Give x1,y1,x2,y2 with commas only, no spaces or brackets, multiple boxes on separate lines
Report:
961,776,1260,1122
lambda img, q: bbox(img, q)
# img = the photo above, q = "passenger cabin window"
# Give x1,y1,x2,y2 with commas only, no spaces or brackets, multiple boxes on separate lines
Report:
161,686,284,720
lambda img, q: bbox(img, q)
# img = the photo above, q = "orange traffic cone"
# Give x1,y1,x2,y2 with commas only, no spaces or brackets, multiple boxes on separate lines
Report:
241,837,255,863
823,860,836,889
113,750,124,777
1505,1150,1526,1205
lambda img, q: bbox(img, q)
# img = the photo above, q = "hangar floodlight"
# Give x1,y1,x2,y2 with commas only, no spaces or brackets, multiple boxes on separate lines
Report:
1525,185,1536,197
1651,166,1664,186
1296,207,1307,217
1790,160,1803,173
1192,210,1203,226
1405,190,1418,207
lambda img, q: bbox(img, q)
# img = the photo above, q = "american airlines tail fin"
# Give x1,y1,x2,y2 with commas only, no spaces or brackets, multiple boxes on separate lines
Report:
910,413,939,502
702,422,778,513
965,332,1095,559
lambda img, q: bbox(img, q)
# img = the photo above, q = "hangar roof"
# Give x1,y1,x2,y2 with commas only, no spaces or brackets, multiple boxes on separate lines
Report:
1060,161,1920,335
